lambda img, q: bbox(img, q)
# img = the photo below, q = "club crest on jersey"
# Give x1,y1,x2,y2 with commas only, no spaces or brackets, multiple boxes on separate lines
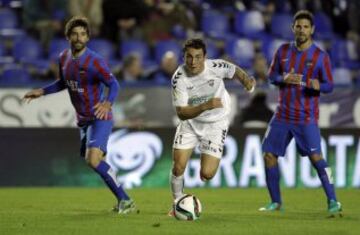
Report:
208,79,215,87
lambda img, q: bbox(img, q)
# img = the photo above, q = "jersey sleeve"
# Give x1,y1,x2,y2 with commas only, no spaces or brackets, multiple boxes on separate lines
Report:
43,53,67,95
268,46,284,85
210,59,236,79
318,53,334,93
93,57,120,103
171,70,188,107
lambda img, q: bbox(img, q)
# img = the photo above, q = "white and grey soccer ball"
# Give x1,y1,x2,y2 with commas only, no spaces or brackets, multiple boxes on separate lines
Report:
173,194,202,221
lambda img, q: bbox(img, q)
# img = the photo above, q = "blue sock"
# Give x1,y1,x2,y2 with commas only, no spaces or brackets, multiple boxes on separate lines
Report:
94,161,130,201
265,165,281,204
313,159,336,202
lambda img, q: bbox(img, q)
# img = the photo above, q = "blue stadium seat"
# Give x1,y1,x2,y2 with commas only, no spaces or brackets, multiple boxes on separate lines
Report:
330,39,360,69
88,38,115,61
120,40,150,61
0,8,24,39
154,40,181,64
234,11,265,39
201,10,231,40
172,24,187,39
271,13,293,40
0,40,5,56
0,39,14,65
0,64,32,86
0,8,17,30
314,12,333,40
205,41,220,59
13,37,50,72
333,67,352,85
48,38,68,60
262,37,286,62
225,38,255,68
13,37,43,63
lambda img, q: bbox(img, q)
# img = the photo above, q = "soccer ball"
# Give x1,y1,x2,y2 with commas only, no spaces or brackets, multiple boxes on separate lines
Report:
173,194,202,221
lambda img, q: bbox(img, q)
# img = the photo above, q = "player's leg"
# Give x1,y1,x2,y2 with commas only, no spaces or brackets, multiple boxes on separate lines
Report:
260,120,292,211
169,122,197,216
198,120,227,181
309,153,342,215
171,121,198,200
82,120,135,213
260,152,282,211
294,124,342,215
199,153,220,181
171,148,193,199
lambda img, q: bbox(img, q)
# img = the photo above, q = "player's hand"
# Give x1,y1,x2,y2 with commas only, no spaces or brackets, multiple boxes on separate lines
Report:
309,79,320,91
203,98,223,111
284,68,303,85
22,89,44,103
94,101,112,120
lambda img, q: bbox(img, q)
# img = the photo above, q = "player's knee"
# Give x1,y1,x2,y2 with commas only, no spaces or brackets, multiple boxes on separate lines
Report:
309,154,322,164
264,153,278,167
172,163,186,177
85,154,101,168
200,169,215,181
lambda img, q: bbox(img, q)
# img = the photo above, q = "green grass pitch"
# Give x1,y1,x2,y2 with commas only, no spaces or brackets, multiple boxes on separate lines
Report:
0,188,358,235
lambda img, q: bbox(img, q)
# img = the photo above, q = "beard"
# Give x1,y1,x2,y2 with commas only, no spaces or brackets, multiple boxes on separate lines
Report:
72,42,85,52
295,34,309,45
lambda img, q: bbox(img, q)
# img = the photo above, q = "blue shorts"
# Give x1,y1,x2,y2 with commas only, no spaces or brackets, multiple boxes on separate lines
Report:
79,119,113,158
262,119,322,157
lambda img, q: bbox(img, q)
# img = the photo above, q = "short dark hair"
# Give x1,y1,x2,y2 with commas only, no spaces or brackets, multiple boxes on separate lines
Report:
65,16,90,38
182,38,207,55
293,10,314,26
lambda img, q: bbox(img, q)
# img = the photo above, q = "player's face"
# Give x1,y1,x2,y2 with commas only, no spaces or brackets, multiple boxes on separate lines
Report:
68,26,89,52
184,47,206,76
292,18,314,45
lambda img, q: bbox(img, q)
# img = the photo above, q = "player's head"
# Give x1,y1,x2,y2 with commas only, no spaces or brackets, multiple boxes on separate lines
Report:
292,10,314,45
65,16,90,52
182,38,207,76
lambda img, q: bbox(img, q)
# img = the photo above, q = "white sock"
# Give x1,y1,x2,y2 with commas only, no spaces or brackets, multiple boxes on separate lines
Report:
170,172,184,200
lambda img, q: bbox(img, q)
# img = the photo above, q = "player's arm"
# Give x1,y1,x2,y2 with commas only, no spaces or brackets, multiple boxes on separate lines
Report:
233,66,256,92
306,54,334,93
172,69,222,120
93,59,120,119
268,47,284,86
176,98,222,121
268,47,302,86
22,62,66,103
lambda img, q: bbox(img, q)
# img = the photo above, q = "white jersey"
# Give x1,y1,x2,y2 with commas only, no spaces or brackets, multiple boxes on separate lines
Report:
171,59,236,123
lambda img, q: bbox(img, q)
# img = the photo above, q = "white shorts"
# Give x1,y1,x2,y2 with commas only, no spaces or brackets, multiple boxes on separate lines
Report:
173,119,229,159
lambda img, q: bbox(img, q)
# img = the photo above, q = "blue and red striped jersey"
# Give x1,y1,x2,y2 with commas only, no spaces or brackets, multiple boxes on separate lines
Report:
44,48,119,123
268,42,334,124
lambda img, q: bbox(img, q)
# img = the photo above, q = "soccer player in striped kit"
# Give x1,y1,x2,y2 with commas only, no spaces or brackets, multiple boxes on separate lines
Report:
259,10,342,216
23,16,136,214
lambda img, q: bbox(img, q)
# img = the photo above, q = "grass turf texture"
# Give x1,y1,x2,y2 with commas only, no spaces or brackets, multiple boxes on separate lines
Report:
0,188,358,235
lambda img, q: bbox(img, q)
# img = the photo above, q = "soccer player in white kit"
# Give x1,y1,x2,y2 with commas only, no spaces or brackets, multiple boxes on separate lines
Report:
169,38,256,215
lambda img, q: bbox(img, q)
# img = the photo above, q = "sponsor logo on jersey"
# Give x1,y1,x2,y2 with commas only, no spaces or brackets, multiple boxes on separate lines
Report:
306,60,313,67
188,95,211,105
66,80,84,93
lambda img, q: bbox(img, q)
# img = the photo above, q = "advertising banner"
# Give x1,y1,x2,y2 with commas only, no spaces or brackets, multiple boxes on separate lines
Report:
1,128,359,188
